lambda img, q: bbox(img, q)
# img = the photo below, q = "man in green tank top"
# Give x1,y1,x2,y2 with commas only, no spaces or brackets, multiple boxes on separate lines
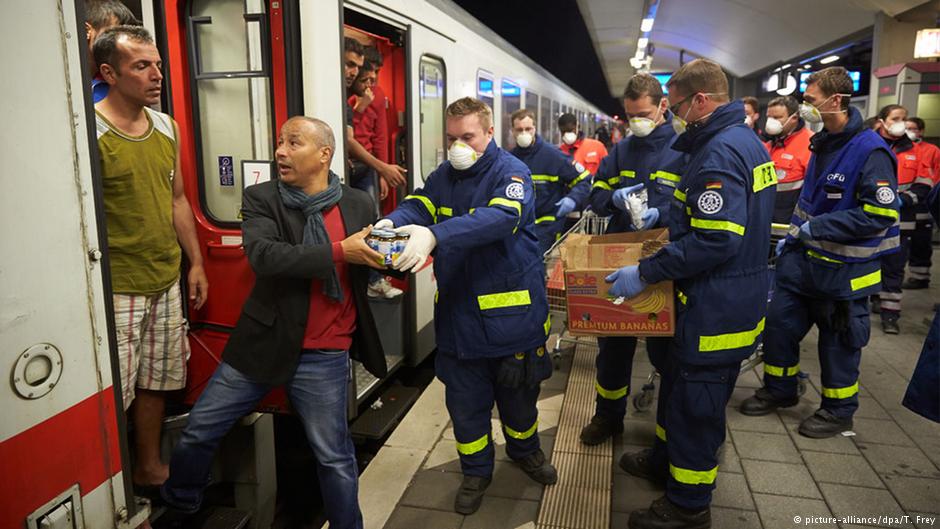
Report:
93,25,208,493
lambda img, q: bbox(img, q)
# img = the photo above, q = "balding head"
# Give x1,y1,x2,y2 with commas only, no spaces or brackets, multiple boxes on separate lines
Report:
276,116,336,193
285,116,335,153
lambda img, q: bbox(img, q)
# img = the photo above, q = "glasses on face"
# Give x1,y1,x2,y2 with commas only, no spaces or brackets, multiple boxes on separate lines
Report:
669,94,695,116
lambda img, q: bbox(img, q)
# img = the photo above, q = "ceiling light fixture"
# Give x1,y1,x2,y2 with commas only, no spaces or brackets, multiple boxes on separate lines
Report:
820,55,839,64
640,18,654,32
638,37,649,49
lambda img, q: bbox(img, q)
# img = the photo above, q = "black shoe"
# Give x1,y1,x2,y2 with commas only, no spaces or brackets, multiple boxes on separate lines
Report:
881,315,900,335
628,496,711,529
798,409,853,439
870,296,881,314
454,475,491,515
579,414,624,445
739,387,799,416
902,278,929,290
619,448,667,486
515,449,558,485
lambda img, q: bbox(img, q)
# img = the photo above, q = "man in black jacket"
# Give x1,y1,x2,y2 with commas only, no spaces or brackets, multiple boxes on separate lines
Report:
161,116,387,529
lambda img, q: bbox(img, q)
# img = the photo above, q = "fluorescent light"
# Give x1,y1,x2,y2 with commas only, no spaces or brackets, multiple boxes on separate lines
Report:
820,55,839,64
638,37,649,49
635,49,645,60
766,73,779,92
640,18,654,32
781,63,791,69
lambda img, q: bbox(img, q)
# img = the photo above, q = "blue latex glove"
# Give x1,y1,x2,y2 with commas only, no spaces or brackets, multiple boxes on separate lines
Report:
640,207,660,229
797,222,813,242
605,265,646,299
555,197,577,218
611,183,645,212
775,238,787,257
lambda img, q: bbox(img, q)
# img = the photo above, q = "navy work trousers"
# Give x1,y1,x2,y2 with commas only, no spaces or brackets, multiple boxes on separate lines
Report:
594,336,669,420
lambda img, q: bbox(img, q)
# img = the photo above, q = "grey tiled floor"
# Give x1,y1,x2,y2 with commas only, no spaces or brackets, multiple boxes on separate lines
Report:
381,266,940,528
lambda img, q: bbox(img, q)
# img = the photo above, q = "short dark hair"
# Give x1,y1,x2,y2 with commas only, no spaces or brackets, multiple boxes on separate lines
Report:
623,73,664,105
85,0,137,29
878,104,906,121
767,96,798,116
92,24,153,69
359,60,376,74
558,113,577,129
344,37,363,56
667,59,729,102
510,108,536,126
863,116,880,130
907,117,926,131
741,96,759,113
363,47,383,68
805,67,853,110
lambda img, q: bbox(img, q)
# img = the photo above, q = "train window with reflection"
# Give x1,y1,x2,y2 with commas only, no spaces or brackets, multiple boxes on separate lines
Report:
187,0,274,224
501,79,521,148
419,56,446,179
477,71,495,115
539,94,550,138
525,89,539,136
550,99,560,144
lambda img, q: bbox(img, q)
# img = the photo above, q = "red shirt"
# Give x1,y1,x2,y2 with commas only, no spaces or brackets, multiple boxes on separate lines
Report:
560,137,608,175
764,127,813,192
303,206,356,350
913,140,940,184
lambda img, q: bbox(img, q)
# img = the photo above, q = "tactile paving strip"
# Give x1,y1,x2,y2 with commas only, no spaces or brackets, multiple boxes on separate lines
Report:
537,339,612,529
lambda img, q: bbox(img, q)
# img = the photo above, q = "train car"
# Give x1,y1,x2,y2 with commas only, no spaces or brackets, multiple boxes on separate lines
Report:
1,0,608,527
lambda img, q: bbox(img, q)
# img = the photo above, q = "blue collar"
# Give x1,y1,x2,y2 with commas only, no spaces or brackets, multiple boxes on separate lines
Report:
673,100,745,153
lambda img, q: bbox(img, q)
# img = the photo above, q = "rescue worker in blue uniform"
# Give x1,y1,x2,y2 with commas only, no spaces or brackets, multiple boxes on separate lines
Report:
741,68,901,438
577,73,686,447
607,60,775,529
509,108,591,254
378,97,556,516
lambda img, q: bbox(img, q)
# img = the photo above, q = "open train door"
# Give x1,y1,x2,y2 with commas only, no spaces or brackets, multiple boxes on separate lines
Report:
0,1,147,527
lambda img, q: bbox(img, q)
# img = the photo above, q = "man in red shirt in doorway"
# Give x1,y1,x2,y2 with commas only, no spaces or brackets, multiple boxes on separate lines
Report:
558,112,608,176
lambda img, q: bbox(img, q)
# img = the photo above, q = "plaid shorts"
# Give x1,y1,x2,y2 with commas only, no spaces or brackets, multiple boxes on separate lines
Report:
113,283,190,409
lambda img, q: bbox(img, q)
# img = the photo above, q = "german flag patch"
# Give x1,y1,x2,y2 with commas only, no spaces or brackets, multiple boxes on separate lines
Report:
705,180,723,190
876,180,890,187
510,176,525,183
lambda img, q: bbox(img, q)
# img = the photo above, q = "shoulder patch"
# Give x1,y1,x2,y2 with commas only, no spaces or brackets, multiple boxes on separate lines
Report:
705,180,722,190
574,162,586,173
697,191,724,215
510,175,525,183
876,186,895,205
506,182,525,200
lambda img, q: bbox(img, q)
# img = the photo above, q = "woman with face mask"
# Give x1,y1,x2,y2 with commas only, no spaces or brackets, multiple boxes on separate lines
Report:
762,95,814,225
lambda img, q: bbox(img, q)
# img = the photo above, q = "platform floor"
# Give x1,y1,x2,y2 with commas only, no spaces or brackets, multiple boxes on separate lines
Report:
359,266,940,529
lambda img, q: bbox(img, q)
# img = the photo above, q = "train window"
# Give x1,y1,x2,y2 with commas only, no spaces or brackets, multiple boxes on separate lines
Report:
501,79,521,148
188,0,274,224
419,56,446,180
524,89,539,134
539,95,550,138
551,99,560,144
477,71,495,114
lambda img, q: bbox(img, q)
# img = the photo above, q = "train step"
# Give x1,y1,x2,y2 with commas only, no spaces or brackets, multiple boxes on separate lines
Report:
150,504,251,529
350,383,421,440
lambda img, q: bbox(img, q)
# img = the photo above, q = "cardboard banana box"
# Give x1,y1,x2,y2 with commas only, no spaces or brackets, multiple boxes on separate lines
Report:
560,229,675,337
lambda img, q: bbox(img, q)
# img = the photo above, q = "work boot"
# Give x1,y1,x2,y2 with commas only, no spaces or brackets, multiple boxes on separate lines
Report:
579,414,624,445
619,448,667,487
881,314,900,335
628,496,711,529
739,387,799,416
902,278,929,290
454,475,491,515
515,449,558,485
870,296,881,314
798,409,853,439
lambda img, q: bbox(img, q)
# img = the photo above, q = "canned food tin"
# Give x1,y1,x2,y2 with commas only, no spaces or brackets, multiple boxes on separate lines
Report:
366,228,409,266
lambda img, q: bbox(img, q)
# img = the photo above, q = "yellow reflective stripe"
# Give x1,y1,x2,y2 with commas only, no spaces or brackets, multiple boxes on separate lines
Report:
595,380,628,400
851,269,881,291
619,170,636,179
477,290,531,310
434,290,439,303
752,161,777,193
674,189,687,203
503,420,538,440
686,207,692,216
569,170,591,188
488,197,522,216
822,382,859,399
699,317,765,352
439,206,453,217
532,174,559,182
862,203,899,220
807,250,843,264
535,215,557,224
544,314,551,335
456,434,489,455
764,363,800,377
607,176,621,185
404,194,437,223
651,170,682,183
593,180,613,190
677,290,688,305
656,424,667,442
670,464,718,485
690,218,746,236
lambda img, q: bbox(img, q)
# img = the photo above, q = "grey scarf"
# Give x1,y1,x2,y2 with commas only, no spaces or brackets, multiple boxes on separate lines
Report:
278,172,344,301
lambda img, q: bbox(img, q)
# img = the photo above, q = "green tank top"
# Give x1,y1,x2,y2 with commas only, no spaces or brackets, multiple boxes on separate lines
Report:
96,107,181,295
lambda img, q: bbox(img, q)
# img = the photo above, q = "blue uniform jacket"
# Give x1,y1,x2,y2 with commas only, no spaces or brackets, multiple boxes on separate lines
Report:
590,114,685,234
386,140,549,359
779,107,900,300
638,101,776,366
510,134,591,245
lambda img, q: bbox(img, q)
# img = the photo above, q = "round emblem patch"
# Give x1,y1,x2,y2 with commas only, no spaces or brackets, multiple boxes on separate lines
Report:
876,186,895,205
506,182,525,199
574,162,586,173
697,190,724,215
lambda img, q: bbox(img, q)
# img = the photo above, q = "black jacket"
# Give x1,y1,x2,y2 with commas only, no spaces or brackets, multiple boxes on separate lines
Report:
222,180,387,385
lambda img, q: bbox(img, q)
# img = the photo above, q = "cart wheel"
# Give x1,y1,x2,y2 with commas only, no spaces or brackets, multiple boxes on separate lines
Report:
633,383,656,412
797,372,809,397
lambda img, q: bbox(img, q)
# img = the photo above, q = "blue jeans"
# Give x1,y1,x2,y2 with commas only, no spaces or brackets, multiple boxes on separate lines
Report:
161,353,362,529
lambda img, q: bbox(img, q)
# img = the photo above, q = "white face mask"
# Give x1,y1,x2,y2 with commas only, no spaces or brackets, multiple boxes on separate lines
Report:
515,132,534,148
448,140,481,170
628,105,663,138
884,120,907,138
906,129,920,142
798,93,848,124
764,113,794,137
562,132,578,145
